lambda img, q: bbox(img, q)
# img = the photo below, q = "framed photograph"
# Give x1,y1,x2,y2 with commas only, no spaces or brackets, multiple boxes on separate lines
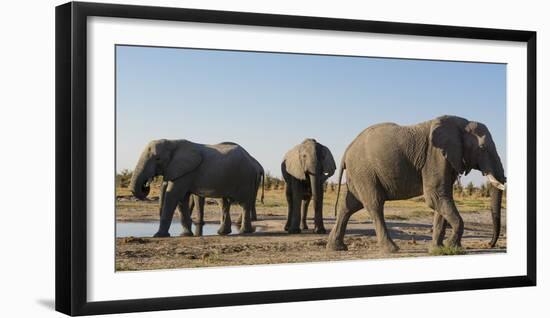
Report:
55,1,536,316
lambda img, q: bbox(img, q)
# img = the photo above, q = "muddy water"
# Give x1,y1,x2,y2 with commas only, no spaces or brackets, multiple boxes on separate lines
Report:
116,221,238,237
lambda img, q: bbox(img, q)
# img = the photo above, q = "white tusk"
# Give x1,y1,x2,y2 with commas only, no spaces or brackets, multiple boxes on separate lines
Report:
487,174,506,191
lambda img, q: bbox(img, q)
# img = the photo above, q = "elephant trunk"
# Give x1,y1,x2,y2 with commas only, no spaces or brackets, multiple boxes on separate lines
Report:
310,173,323,215
485,150,505,248
489,184,503,248
129,158,153,200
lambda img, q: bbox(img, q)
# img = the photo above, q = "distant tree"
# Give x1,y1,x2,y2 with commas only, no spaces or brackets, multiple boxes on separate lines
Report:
263,172,285,190
273,179,281,190
465,181,475,197
264,172,274,190
116,169,133,188
453,179,464,197
481,181,492,197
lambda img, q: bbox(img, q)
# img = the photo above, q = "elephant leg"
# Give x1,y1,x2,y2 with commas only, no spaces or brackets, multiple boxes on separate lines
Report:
178,195,193,237
251,205,257,222
301,197,310,230
433,197,464,247
235,201,254,224
288,179,303,234
217,198,232,235
284,182,293,231
188,194,195,218
431,213,447,248
155,181,185,237
194,196,205,237
326,190,362,251
239,201,254,234
365,200,398,253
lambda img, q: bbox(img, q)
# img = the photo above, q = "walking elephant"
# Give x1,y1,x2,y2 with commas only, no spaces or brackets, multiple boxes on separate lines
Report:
282,139,336,234
327,116,506,252
130,139,263,237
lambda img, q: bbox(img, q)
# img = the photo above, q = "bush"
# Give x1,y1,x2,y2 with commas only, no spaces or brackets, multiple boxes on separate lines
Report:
264,172,285,190
453,181,464,197
479,182,491,197
429,246,466,256
116,169,133,188
465,182,475,197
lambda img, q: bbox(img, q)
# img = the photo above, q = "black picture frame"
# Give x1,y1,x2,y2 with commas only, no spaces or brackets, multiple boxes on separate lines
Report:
55,1,537,316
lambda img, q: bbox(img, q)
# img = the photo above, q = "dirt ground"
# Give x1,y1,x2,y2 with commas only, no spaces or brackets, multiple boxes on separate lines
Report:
115,188,506,271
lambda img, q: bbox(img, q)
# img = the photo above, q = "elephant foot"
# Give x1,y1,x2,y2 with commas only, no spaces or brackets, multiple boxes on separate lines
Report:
217,226,232,236
180,231,194,237
239,225,255,234
153,231,170,238
313,227,327,234
301,223,309,230
326,240,347,251
380,241,399,253
283,223,290,231
194,225,204,237
288,227,301,234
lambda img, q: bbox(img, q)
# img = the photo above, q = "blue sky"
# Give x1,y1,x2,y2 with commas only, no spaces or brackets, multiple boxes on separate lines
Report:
116,45,506,186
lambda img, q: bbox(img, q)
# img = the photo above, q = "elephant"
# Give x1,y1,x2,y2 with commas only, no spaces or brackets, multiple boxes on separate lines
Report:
130,139,264,237
281,139,336,234
327,115,506,252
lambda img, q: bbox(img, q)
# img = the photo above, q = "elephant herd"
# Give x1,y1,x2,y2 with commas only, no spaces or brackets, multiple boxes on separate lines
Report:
130,115,506,253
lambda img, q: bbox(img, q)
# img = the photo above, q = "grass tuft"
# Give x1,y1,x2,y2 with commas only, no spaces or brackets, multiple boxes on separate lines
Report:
429,246,466,256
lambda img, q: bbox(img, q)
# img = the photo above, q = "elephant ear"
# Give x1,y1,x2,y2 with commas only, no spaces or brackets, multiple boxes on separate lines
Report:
320,145,336,177
430,117,465,175
165,141,202,181
284,144,306,180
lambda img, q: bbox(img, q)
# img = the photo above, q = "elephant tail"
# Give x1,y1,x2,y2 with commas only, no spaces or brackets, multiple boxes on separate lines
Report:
260,171,265,204
334,162,345,216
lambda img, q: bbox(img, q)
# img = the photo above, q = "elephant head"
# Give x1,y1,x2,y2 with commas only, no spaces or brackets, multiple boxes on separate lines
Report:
129,139,202,200
285,139,336,203
430,116,506,247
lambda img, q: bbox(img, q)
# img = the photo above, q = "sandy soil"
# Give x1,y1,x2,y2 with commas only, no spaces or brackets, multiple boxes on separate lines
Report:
115,189,506,271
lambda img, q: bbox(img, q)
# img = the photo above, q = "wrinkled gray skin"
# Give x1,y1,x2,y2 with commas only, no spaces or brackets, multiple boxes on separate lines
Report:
327,116,506,252
183,143,265,235
282,139,336,234
130,139,263,237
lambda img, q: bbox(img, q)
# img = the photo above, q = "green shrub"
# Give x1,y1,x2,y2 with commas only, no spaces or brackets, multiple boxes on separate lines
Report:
429,246,466,256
